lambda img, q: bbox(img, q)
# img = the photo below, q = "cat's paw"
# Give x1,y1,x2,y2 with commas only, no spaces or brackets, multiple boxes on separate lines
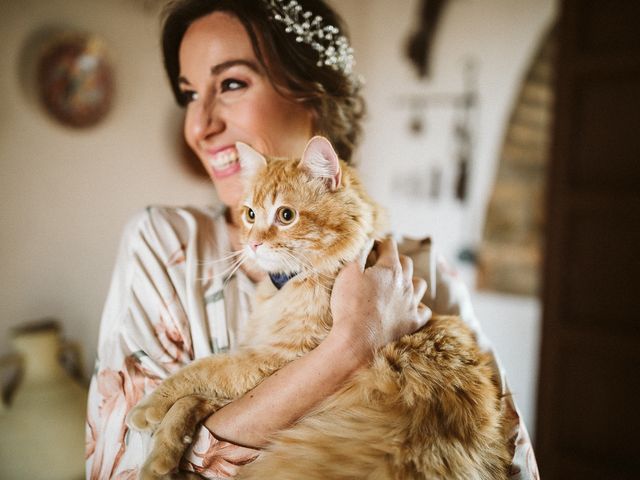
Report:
138,470,201,480
138,453,177,480
126,395,169,432
139,440,189,480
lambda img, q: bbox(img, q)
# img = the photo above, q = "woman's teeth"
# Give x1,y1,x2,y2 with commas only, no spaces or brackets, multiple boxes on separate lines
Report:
210,149,238,171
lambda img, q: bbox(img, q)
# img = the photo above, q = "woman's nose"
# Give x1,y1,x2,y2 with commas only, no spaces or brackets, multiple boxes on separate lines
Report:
187,98,224,143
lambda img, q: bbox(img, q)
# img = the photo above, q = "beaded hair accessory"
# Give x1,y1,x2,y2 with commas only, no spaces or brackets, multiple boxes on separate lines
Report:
264,0,355,75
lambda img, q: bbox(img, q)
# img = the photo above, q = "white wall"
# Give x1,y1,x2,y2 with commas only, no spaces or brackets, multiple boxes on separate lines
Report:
332,0,556,437
1,0,553,438
0,0,215,375
337,0,556,259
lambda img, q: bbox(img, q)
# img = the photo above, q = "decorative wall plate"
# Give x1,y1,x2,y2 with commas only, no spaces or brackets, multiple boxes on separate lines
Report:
37,33,114,128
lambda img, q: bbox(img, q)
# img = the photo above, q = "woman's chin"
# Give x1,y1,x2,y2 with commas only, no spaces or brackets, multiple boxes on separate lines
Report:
211,175,245,209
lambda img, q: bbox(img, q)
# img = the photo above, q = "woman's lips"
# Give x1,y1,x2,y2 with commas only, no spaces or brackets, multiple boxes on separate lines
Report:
206,146,241,179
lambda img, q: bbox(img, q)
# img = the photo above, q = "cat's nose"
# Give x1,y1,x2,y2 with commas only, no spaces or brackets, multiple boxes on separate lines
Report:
250,241,263,252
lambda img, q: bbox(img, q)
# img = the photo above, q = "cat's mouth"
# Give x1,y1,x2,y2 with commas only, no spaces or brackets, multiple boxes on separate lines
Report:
207,147,240,178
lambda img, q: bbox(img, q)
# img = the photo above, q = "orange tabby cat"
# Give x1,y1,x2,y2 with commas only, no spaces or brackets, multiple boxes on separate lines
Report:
128,136,510,479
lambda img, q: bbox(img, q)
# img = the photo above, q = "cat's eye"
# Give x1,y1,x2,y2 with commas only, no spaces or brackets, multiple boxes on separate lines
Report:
276,207,296,225
244,207,255,224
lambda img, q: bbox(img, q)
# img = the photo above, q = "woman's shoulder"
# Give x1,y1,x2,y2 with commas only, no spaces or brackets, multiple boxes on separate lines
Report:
118,204,228,260
126,204,225,230
123,204,225,238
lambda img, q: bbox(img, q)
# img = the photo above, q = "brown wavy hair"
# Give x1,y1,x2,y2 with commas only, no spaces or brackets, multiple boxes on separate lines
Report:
161,0,365,162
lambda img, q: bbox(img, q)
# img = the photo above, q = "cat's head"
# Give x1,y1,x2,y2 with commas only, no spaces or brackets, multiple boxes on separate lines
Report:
236,136,384,278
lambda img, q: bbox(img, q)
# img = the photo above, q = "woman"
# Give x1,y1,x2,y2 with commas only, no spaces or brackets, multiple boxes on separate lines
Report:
86,0,537,478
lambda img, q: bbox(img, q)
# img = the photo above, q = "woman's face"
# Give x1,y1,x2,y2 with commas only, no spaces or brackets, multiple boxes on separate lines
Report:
179,12,314,209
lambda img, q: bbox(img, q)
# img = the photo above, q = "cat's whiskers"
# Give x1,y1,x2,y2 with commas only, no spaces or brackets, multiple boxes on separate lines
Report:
198,249,244,267
280,255,301,280
221,253,249,288
287,249,335,283
202,251,248,285
197,252,245,282
271,248,303,279
278,249,333,294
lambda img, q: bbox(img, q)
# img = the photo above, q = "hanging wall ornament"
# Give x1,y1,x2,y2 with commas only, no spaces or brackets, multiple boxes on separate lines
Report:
453,120,471,201
408,99,427,136
409,113,426,135
405,0,449,78
36,31,115,128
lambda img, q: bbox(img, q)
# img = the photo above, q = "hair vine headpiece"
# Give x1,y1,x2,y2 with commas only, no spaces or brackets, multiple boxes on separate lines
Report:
264,0,355,75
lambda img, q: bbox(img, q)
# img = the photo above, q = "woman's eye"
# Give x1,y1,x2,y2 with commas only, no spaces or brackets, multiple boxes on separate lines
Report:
245,207,255,224
276,207,296,225
220,78,247,92
178,90,198,106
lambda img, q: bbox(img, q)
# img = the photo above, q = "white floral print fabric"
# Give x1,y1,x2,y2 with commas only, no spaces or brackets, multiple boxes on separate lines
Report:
86,206,258,479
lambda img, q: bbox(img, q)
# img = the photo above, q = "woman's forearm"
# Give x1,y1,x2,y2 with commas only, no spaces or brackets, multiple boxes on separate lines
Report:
203,330,368,448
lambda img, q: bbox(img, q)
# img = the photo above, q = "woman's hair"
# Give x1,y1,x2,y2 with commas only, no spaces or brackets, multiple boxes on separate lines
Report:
162,0,365,162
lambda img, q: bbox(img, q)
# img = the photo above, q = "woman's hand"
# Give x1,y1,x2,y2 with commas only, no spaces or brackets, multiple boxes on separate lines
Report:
329,237,431,364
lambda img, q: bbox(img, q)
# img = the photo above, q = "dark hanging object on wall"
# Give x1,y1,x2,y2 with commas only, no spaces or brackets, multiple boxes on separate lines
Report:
454,120,472,201
455,153,469,201
453,64,477,202
409,114,425,135
37,32,114,128
408,100,427,135
405,0,448,78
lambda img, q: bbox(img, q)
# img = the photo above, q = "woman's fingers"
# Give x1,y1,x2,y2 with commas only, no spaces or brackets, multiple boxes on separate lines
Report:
413,276,427,302
399,254,413,282
358,239,376,270
417,303,432,327
372,237,400,269
371,239,416,287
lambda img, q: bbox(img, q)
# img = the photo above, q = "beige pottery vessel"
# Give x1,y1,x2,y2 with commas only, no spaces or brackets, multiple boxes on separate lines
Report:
0,321,87,480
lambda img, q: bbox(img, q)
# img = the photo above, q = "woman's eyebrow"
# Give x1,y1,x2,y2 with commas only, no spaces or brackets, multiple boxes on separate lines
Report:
210,59,261,76
178,59,261,87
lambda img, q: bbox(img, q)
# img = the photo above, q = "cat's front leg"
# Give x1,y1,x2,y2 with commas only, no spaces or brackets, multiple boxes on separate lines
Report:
128,348,289,432
139,395,215,480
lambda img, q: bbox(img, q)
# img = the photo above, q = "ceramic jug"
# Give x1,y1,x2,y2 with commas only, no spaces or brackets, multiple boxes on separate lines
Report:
0,320,87,480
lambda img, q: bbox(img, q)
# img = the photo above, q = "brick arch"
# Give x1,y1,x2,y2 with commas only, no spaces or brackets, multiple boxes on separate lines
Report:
477,27,556,296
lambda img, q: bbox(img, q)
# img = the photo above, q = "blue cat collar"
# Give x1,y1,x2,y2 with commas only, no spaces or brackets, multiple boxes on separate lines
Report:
269,271,298,290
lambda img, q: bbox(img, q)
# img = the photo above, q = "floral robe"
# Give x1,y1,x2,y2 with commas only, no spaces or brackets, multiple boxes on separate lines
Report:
85,206,539,479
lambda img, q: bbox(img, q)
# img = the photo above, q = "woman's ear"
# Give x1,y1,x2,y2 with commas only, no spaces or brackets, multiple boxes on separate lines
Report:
236,142,267,179
298,136,342,191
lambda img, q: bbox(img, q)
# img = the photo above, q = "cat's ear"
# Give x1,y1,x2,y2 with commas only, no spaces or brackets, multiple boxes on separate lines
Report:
298,136,342,191
236,142,267,179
